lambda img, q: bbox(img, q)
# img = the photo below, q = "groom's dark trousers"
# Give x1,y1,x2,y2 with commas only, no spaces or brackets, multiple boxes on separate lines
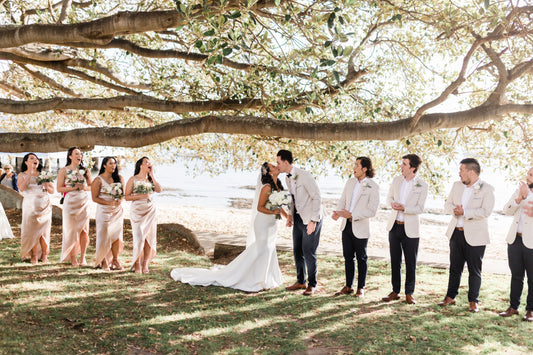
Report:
293,212,322,287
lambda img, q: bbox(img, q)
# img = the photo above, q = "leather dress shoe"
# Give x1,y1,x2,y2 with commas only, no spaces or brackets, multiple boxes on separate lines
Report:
286,282,306,291
382,292,400,302
523,310,533,322
406,294,417,304
438,296,456,306
469,301,479,313
355,288,365,297
499,307,519,317
334,286,354,296
303,286,315,296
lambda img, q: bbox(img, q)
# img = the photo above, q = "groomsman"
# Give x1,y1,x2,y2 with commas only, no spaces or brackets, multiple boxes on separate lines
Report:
277,150,324,296
499,167,533,321
332,157,379,297
382,154,428,305
438,158,494,313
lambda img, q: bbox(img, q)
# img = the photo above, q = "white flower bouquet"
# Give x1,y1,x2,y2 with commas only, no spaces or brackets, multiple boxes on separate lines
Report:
265,190,292,219
133,181,154,202
36,170,56,185
66,168,85,187
133,181,153,194
103,182,124,200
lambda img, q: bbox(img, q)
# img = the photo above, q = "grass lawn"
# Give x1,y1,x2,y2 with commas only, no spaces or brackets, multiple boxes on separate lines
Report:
1,211,532,354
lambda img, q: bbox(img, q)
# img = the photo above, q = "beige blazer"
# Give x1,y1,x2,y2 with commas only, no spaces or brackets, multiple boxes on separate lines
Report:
385,175,428,238
503,190,533,248
337,177,380,239
444,180,495,246
286,167,323,224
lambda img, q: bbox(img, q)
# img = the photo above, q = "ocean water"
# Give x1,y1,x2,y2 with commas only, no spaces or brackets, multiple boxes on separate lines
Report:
123,162,518,217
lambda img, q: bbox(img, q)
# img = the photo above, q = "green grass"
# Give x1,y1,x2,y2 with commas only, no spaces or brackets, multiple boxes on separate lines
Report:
1,234,532,354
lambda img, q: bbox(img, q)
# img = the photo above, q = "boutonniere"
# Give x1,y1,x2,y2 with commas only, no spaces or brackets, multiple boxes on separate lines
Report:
473,183,483,193
414,181,422,188
362,182,371,188
292,174,298,181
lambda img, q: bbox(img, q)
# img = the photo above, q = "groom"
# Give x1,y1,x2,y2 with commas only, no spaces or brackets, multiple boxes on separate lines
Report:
277,150,323,296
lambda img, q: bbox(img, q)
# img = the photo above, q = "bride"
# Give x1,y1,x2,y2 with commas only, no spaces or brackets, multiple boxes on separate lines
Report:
170,162,286,292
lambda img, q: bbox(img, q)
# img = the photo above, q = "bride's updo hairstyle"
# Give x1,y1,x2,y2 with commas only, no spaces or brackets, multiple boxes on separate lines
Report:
261,162,284,191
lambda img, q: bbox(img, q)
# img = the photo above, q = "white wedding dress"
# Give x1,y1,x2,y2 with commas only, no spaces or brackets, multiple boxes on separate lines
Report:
170,183,284,292
0,201,14,240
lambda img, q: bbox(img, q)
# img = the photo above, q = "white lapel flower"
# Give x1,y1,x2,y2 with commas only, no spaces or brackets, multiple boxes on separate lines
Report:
473,183,483,193
362,181,371,188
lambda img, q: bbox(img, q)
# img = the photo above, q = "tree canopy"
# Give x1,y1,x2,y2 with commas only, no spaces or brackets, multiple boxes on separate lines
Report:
0,0,532,182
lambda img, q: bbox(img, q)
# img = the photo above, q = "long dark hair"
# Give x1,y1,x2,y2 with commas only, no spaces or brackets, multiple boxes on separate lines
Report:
20,153,42,173
65,147,89,178
98,156,121,183
134,156,153,183
357,156,375,178
261,162,284,191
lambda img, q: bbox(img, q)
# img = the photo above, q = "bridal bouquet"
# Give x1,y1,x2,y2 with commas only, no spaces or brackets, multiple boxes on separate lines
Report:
65,168,86,187
266,190,292,219
103,182,124,200
133,181,154,202
36,170,56,185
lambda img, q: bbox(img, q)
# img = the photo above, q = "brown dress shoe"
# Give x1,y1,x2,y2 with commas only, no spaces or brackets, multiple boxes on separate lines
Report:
469,301,479,313
382,292,400,302
499,307,519,317
523,310,533,322
355,288,365,297
334,286,354,296
438,296,456,306
406,294,417,304
286,282,306,291
303,286,315,296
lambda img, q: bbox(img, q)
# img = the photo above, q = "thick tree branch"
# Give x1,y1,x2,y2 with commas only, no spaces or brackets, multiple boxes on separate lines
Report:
1,104,531,153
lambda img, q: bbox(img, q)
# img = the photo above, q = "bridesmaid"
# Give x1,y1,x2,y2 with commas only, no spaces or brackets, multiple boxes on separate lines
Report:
17,153,54,264
91,157,125,271
57,147,93,266
125,157,162,273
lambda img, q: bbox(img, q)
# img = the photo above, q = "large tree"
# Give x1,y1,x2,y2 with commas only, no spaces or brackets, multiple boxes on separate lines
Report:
0,0,531,181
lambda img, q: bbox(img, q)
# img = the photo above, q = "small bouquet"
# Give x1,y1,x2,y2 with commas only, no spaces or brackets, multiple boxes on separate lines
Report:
37,170,56,185
66,168,86,187
103,182,124,200
133,181,154,202
265,190,292,219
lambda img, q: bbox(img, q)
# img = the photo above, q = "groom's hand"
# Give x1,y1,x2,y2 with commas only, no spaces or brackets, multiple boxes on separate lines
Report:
306,221,316,235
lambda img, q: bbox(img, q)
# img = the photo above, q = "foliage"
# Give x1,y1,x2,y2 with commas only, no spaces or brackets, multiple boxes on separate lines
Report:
0,0,532,185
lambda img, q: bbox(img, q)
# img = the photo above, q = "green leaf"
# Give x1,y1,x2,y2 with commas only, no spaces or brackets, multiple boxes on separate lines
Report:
324,40,332,48
305,107,313,114
229,11,241,19
437,139,442,147
195,40,203,49
222,47,232,56
406,139,411,145
327,13,336,28
275,0,281,5
333,71,340,84
484,0,490,9
216,54,223,64
204,29,215,36
285,14,291,22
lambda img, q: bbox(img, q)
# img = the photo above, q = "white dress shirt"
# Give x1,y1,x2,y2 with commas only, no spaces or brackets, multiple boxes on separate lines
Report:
396,177,415,222
456,179,480,228
349,177,367,213
516,190,533,234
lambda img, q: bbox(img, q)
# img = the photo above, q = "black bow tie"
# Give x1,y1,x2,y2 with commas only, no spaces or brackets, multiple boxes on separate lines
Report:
287,173,292,178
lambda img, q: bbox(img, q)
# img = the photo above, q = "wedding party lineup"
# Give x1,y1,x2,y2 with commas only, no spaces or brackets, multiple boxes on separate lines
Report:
1,148,533,321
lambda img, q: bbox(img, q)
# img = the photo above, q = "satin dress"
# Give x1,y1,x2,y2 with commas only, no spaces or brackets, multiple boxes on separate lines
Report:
130,178,157,267
20,174,52,259
171,185,283,292
60,185,90,262
0,201,14,240
94,177,124,267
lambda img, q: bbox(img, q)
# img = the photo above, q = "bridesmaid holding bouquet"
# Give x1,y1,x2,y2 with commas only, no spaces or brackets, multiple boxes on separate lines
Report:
57,147,93,266
17,153,54,264
91,157,125,271
125,157,162,273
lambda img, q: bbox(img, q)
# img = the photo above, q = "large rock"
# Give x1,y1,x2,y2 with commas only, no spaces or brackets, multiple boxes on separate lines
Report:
0,184,62,220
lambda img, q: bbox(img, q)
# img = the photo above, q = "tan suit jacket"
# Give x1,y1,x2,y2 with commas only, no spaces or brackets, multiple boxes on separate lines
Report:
444,180,495,246
337,177,380,239
503,190,533,248
286,167,323,224
385,175,428,238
